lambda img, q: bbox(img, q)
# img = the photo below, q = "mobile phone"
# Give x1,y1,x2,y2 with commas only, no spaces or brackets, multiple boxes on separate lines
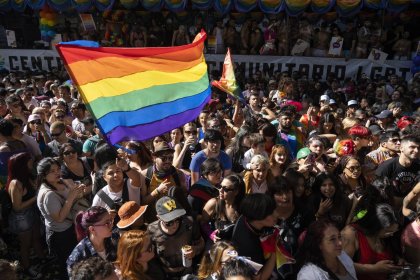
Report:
306,152,317,164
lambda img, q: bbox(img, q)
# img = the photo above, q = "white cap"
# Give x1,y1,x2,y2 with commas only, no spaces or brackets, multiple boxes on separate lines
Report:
347,100,358,106
329,99,336,105
320,95,330,102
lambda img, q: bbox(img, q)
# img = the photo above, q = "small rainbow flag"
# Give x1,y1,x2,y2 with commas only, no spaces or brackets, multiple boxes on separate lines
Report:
211,48,244,102
56,31,210,145
260,228,295,275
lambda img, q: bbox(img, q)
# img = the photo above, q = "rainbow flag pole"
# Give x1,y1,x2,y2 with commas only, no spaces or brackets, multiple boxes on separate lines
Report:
56,31,210,145
211,48,244,102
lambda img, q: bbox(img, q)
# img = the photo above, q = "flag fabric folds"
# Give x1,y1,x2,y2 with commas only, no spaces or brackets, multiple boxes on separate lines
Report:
211,48,244,102
260,228,295,275
56,31,210,145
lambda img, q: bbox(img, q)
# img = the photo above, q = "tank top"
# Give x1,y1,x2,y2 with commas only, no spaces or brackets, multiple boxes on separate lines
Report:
22,185,36,202
351,225,393,280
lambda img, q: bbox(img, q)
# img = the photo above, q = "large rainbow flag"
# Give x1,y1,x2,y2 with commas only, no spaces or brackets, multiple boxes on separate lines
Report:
56,31,210,145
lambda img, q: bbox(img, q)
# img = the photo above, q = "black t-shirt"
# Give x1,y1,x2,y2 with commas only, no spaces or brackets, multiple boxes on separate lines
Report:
232,215,265,264
376,157,420,197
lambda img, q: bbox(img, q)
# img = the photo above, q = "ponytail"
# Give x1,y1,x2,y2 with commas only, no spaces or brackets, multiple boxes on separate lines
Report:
75,211,86,242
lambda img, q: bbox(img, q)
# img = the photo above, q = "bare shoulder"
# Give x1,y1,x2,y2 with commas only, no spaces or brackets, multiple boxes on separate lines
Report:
341,225,356,239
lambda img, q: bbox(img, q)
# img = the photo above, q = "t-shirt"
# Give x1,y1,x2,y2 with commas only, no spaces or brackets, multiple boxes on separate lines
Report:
147,216,201,273
189,150,232,175
37,183,73,232
19,134,41,158
91,180,141,210
82,135,101,155
375,157,420,197
232,215,265,264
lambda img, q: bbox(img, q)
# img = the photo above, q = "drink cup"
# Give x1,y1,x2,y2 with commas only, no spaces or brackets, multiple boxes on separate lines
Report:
181,245,192,267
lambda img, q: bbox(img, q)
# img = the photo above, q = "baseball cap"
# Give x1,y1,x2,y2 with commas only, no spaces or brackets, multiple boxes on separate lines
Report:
152,142,174,156
297,147,311,160
368,125,382,136
28,114,41,123
156,196,186,222
329,99,336,105
117,201,148,229
320,95,330,102
375,110,392,119
347,100,358,107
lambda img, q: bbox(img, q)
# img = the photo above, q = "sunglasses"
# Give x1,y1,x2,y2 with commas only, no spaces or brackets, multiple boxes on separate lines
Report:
92,219,114,228
162,218,181,227
346,166,361,172
159,155,174,162
220,186,235,193
63,150,76,156
389,138,401,143
184,130,197,135
51,130,63,137
30,120,42,125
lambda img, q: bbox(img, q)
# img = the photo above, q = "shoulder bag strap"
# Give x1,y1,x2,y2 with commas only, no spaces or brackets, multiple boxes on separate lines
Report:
97,189,116,210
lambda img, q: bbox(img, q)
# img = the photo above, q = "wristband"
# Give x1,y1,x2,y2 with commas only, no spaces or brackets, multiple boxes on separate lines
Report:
155,188,160,195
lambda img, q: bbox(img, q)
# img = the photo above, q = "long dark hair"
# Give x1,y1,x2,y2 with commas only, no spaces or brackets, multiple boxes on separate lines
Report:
36,157,61,190
126,141,153,167
6,152,33,193
214,174,245,222
311,172,344,205
352,203,397,237
317,113,337,134
295,219,340,280
227,125,253,155
352,177,394,222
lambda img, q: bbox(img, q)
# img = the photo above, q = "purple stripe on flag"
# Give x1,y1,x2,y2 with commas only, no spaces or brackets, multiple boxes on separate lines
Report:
106,94,211,144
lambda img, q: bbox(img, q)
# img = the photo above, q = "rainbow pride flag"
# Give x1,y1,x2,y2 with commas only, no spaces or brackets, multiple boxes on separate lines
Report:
211,48,244,102
260,228,295,276
56,31,210,145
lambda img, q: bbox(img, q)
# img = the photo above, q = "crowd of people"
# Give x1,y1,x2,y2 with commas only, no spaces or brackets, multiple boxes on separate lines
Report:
0,60,419,280
63,11,419,60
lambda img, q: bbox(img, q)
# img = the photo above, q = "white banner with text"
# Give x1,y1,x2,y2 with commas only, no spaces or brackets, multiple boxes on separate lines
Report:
0,49,413,81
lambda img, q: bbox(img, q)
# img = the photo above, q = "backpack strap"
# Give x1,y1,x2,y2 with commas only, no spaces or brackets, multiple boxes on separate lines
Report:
97,189,116,210
121,178,129,203
145,165,154,191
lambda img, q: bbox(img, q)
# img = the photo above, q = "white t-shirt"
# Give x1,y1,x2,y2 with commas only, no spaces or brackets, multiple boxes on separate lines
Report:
92,179,141,210
72,118,85,133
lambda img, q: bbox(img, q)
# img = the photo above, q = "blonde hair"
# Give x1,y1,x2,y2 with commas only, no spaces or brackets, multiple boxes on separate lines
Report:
197,241,233,279
342,117,359,131
250,154,269,169
115,230,149,280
